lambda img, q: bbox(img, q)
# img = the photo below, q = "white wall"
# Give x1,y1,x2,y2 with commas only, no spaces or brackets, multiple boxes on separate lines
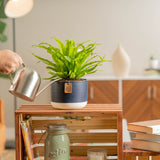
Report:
0,19,15,130
1,0,160,132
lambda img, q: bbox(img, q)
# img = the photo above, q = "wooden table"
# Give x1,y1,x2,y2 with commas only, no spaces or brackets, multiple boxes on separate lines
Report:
15,104,123,160
123,142,160,160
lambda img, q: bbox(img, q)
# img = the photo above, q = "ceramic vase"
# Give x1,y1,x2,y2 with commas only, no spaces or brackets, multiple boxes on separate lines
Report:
112,44,131,77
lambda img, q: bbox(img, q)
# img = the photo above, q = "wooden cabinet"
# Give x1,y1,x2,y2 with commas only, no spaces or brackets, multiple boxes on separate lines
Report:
87,79,160,123
123,80,160,123
151,80,160,119
88,80,119,104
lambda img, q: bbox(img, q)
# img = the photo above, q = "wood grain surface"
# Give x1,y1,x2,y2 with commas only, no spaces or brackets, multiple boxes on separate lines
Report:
123,142,160,160
0,98,6,156
88,80,118,104
123,80,152,123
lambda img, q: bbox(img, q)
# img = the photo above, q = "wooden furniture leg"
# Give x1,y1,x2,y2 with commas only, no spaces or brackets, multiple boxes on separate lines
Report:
15,113,23,160
118,112,123,160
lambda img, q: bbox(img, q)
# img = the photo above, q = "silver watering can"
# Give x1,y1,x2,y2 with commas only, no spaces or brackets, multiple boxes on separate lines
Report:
8,64,60,102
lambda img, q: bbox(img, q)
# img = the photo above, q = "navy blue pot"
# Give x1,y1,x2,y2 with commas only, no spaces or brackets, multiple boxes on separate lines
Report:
51,79,88,109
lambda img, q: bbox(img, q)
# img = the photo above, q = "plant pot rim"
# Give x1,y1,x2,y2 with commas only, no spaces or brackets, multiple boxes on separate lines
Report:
53,78,87,82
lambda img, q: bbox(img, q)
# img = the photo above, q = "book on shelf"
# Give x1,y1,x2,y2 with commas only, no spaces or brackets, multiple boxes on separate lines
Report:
144,68,160,76
134,132,160,141
132,139,160,152
21,120,40,160
128,119,160,134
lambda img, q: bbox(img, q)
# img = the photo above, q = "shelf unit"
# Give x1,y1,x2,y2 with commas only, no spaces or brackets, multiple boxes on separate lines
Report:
15,104,122,160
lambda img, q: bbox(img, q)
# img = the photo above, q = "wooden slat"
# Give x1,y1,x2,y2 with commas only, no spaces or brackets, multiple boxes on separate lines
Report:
35,132,117,143
123,142,160,156
38,146,117,156
69,132,117,143
32,119,117,130
16,104,122,115
70,157,116,160
31,115,117,120
125,157,136,160
125,157,160,160
28,112,118,117
139,156,149,160
152,156,160,160
70,156,86,160
71,145,117,156
123,149,160,156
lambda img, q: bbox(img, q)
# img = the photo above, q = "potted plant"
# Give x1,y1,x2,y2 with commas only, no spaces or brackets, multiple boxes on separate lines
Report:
0,0,8,79
32,37,110,109
150,56,159,69
0,0,7,43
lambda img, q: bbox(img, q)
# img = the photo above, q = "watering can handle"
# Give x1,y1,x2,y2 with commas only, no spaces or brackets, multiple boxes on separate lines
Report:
9,63,25,85
36,78,61,97
9,74,13,85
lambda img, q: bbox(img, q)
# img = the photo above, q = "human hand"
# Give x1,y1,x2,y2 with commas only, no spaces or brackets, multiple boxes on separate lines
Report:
0,50,23,74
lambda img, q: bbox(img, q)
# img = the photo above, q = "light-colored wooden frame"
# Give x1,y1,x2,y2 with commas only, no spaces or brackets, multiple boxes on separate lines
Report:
15,104,123,160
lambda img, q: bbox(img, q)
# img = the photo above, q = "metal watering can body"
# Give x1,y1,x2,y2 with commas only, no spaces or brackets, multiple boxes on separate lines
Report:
8,64,60,102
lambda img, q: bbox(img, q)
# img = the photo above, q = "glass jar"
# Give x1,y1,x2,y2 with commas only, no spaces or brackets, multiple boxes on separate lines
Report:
87,148,107,160
44,123,70,160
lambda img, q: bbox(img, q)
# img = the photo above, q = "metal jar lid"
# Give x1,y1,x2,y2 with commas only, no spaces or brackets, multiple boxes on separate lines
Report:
47,123,67,131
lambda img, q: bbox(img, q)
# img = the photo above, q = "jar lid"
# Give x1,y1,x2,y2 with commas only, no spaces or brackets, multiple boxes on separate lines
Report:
47,123,67,131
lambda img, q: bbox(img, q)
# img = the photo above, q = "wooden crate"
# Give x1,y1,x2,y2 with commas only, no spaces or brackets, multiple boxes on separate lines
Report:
123,142,160,160
15,104,123,160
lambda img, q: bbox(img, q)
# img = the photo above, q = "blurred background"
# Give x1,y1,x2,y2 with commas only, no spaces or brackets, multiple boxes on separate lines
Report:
1,0,160,145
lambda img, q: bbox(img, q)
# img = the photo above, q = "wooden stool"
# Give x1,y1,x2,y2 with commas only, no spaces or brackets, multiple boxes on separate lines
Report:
123,142,160,160
15,104,123,160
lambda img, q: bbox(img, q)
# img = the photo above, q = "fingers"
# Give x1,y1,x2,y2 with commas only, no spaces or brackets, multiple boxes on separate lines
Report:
0,50,23,74
2,63,17,74
13,51,23,65
9,64,18,73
